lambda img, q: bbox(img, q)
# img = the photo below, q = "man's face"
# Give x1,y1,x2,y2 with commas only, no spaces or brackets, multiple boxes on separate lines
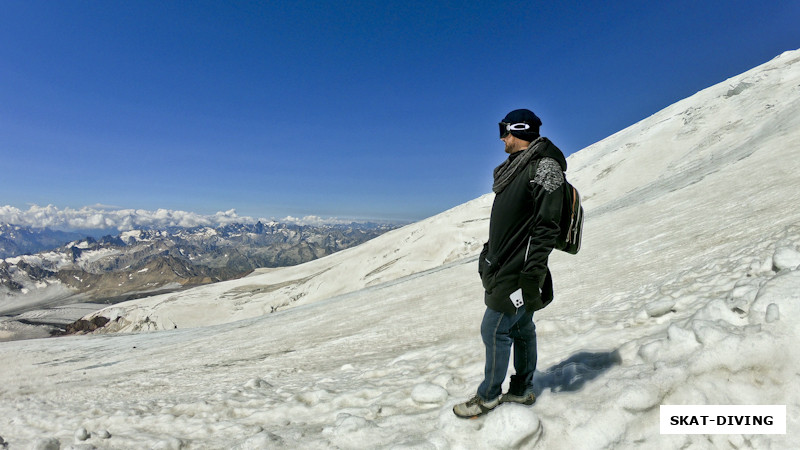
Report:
502,134,519,154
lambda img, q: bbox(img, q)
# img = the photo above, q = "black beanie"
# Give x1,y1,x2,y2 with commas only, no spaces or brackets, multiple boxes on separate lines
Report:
501,109,542,142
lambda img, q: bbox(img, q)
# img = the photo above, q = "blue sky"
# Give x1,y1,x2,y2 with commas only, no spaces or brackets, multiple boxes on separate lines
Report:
1,1,798,224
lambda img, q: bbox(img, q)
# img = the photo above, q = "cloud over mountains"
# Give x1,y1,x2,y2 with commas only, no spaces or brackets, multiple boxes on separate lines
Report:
0,204,359,231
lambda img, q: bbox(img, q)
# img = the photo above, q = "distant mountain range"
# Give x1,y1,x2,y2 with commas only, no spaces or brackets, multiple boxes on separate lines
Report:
0,221,398,315
0,223,87,259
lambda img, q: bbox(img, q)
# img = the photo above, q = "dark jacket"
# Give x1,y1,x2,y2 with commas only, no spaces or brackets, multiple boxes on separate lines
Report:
479,138,567,314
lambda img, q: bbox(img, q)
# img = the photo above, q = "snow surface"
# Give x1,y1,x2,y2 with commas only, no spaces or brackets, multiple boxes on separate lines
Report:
1,50,799,449
0,304,102,343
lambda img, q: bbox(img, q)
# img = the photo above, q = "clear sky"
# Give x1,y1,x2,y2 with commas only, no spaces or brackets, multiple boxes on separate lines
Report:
1,1,798,223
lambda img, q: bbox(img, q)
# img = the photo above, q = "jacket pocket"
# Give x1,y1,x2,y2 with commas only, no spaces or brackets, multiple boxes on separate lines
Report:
478,243,489,277
479,243,499,292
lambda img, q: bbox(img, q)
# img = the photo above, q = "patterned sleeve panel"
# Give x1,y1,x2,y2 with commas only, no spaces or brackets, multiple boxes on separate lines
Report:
522,156,564,278
530,157,564,193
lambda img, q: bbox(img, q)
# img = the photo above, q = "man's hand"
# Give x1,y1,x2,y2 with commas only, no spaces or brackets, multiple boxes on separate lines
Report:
519,274,543,303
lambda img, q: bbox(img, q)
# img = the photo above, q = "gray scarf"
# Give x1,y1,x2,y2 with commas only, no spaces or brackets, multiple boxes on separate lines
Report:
492,137,546,193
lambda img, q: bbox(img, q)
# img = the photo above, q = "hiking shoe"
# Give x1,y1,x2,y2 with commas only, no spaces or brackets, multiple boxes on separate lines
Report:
453,395,500,419
500,390,536,405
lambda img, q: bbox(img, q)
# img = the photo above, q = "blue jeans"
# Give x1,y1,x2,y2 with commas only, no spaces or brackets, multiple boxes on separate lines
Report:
477,307,537,401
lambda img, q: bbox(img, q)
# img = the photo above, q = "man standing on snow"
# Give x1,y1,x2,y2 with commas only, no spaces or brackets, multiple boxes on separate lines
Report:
453,109,568,419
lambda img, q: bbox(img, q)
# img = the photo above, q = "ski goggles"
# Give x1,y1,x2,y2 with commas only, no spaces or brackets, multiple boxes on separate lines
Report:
499,122,531,138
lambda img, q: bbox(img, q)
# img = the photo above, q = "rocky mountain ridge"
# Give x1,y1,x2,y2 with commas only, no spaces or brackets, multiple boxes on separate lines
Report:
0,221,398,315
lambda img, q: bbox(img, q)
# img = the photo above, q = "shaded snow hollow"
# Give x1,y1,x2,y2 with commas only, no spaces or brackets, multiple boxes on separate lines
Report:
1,49,799,449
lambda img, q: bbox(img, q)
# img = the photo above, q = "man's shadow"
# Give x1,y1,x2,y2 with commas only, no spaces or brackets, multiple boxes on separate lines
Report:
533,350,622,396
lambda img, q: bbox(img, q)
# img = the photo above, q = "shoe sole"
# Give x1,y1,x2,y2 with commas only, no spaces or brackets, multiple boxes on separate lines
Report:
500,395,536,405
453,402,499,419
453,407,495,419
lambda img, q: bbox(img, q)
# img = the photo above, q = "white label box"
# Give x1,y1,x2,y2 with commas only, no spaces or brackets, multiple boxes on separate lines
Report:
660,405,786,434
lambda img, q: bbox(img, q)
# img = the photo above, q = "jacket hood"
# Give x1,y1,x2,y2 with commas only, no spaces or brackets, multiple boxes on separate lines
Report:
535,137,568,172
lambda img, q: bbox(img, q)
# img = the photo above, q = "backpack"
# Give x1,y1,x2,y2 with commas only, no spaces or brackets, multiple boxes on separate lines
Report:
557,178,583,254
529,159,584,254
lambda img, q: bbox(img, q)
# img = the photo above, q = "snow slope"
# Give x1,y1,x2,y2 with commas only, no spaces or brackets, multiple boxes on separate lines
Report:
79,197,493,333
0,49,799,449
